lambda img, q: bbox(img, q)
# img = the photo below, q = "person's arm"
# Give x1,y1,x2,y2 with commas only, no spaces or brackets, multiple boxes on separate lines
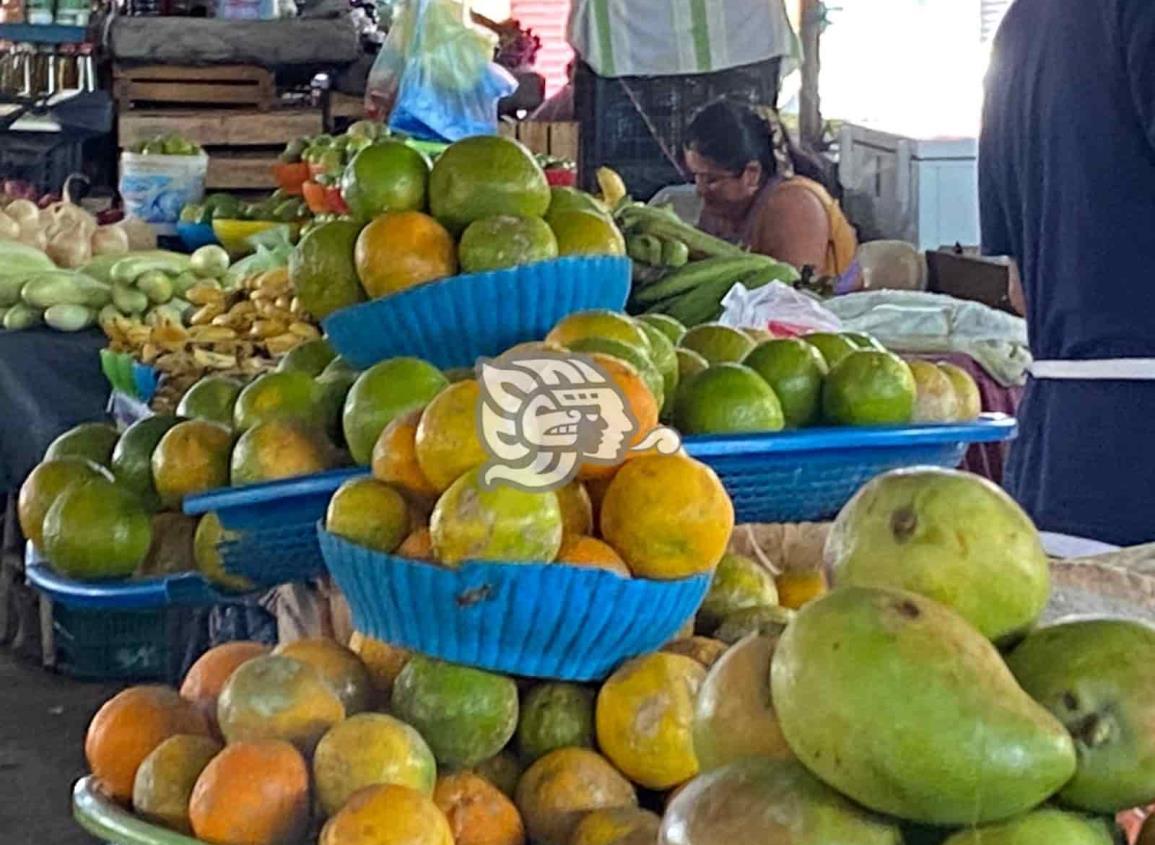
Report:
1118,0,1155,151
750,185,831,271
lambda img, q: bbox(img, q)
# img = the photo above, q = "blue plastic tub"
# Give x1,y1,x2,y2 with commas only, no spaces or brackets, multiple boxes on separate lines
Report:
183,468,365,587
323,256,632,370
318,527,711,681
683,413,1017,525
175,221,218,251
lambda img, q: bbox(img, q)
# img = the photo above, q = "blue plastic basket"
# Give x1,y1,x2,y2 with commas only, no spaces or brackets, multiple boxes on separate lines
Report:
183,468,366,587
176,221,218,251
683,413,1017,525
318,527,711,681
323,256,632,370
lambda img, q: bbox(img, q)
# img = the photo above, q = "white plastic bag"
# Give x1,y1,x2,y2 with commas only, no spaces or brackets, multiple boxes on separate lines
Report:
718,281,843,338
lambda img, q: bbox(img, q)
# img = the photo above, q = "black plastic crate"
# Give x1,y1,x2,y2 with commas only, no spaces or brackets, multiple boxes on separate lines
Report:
574,58,781,201
51,602,199,684
0,131,88,196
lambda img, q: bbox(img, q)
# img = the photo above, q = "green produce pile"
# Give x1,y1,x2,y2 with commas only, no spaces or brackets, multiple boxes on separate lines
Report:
126,134,204,157
180,191,311,227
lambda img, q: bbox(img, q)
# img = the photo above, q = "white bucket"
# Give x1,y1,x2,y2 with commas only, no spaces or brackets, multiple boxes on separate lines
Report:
118,151,209,232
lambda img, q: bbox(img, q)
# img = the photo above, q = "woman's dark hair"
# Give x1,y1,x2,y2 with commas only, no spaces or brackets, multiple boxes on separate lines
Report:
684,99,832,191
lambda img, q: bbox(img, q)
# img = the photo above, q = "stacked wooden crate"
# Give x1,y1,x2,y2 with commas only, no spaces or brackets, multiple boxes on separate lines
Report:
115,65,323,192
499,119,580,165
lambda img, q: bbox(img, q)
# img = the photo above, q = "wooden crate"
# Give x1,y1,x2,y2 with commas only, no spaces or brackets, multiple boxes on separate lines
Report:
499,120,580,163
119,107,324,191
114,65,276,110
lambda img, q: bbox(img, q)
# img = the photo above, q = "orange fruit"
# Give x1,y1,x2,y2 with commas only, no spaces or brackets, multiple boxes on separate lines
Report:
514,748,636,845
133,734,223,834
85,685,211,803
230,420,337,486
775,569,829,610
313,712,437,817
372,409,438,499
414,380,487,493
397,527,434,560
555,536,630,577
600,454,733,580
180,641,271,733
556,481,593,538
472,751,523,799
434,772,526,845
577,354,659,482
275,637,374,716
151,420,233,507
320,783,454,845
569,807,661,845
354,211,457,299
348,631,413,703
216,654,345,756
326,477,411,555
662,636,729,669
189,739,310,845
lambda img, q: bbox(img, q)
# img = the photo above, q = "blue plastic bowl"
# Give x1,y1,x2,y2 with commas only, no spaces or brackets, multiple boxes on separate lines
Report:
176,221,218,251
183,468,366,587
318,527,711,681
24,543,233,609
683,413,1017,525
323,256,632,370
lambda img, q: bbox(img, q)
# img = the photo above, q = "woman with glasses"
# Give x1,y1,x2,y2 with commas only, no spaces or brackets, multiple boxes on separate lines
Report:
684,100,857,276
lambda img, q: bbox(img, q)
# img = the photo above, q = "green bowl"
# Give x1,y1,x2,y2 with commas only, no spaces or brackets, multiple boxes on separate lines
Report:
73,777,206,845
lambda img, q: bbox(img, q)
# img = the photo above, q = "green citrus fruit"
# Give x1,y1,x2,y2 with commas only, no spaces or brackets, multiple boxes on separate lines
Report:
674,364,784,435
177,376,243,427
342,358,448,465
823,350,917,426
42,477,152,579
430,467,563,566
638,313,686,345
676,347,709,381
698,553,780,632
277,338,337,378
802,332,859,369
44,422,119,468
907,359,961,423
152,420,233,507
938,362,983,420
18,458,112,549
429,136,550,233
472,751,523,798
680,324,756,365
233,371,323,433
341,140,431,220
546,187,610,219
194,512,253,592
566,337,664,412
635,320,678,418
844,331,886,351
458,215,559,274
231,421,336,486
742,339,829,428
546,310,651,356
391,656,519,769
546,209,627,257
289,220,366,320
326,477,411,553
517,683,596,764
111,415,183,512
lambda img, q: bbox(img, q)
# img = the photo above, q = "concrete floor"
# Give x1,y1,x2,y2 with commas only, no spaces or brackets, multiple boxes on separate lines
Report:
0,651,117,844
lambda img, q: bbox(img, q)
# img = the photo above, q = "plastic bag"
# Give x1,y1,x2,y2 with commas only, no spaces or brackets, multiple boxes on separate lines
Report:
718,281,843,338
365,0,515,142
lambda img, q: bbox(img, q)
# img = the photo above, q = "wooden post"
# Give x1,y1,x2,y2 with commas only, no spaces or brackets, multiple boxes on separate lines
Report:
799,0,823,150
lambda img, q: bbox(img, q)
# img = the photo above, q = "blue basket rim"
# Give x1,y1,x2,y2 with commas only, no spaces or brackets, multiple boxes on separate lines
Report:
682,413,1016,458
322,254,631,330
24,543,239,609
318,523,712,589
182,467,366,516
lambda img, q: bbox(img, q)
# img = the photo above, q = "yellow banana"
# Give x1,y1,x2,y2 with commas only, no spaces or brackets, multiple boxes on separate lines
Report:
596,167,628,208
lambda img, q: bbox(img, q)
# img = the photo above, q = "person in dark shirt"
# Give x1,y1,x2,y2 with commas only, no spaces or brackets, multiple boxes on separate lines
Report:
980,0,1155,546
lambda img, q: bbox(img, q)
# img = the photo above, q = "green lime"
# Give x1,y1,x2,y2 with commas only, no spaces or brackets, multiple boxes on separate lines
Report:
177,376,243,427
277,338,337,378
429,136,550,233
635,320,678,418
676,347,709,381
341,139,431,219
44,422,119,468
743,339,829,428
803,333,859,369
517,683,595,764
342,358,448,465
111,415,183,512
680,324,756,365
639,313,687,345
288,220,366,320
822,350,917,426
674,363,785,434
546,309,651,356
698,553,779,632
458,215,558,274
843,331,886,351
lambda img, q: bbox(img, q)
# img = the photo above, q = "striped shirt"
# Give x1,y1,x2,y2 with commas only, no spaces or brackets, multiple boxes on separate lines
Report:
568,0,799,78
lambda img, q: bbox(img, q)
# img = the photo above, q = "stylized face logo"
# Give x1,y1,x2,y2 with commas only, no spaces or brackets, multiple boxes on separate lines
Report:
477,351,680,491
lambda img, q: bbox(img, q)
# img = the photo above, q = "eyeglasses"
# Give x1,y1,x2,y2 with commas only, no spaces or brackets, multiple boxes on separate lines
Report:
688,169,743,189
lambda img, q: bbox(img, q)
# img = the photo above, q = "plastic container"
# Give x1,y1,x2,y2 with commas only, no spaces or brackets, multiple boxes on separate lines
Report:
683,413,1017,525
175,221,218,252
183,468,365,587
318,527,711,681
51,603,193,682
323,256,632,370
118,151,208,232
75,777,208,845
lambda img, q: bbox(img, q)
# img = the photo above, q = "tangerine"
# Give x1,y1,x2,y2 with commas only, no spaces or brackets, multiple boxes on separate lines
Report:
152,420,233,507
577,354,659,482
180,641,271,732
326,477,411,555
275,637,375,716
372,409,438,499
514,748,636,845
320,783,454,845
354,211,457,299
133,734,222,834
414,380,487,493
434,772,526,845
555,536,630,577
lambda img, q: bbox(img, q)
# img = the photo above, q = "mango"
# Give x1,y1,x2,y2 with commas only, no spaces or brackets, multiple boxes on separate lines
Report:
770,587,1076,825
1006,619,1155,812
942,808,1116,845
693,634,793,772
659,757,903,845
826,467,1049,643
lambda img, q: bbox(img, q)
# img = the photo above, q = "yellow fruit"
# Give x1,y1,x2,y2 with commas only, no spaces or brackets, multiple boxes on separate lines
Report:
326,477,411,554
775,569,829,610
348,631,413,704
938,362,983,420
354,211,458,299
556,481,594,538
372,409,439,499
132,734,223,834
514,748,636,845
569,807,661,845
274,637,374,716
415,380,487,493
555,536,631,577
595,652,705,790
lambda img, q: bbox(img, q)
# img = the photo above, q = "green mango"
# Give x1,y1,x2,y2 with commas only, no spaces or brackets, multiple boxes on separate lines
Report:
770,587,1076,826
826,467,1050,644
942,808,1116,845
1006,619,1155,813
659,757,903,845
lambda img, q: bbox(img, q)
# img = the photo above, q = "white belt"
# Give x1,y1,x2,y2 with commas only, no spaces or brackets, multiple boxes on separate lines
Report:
1030,358,1155,380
